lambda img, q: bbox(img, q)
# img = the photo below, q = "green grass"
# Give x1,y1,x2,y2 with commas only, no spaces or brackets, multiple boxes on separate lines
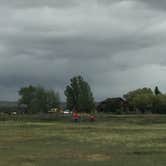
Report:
0,115,166,166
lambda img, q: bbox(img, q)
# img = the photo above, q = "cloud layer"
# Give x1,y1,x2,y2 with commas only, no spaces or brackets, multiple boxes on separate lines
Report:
0,0,166,101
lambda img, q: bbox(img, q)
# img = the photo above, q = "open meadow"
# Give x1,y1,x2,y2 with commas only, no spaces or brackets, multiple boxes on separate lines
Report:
0,114,166,166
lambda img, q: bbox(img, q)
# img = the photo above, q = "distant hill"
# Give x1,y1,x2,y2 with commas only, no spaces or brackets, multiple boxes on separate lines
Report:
0,101,66,108
0,101,18,108
0,101,98,110
0,101,18,113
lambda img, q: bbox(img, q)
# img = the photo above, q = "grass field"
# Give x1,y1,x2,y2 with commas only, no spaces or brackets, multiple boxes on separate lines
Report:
0,114,166,166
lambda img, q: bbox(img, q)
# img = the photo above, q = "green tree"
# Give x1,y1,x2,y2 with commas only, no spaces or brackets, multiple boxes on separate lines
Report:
152,94,166,114
19,85,36,111
123,88,154,113
132,93,154,113
64,76,95,113
46,90,60,111
19,85,60,113
154,86,161,96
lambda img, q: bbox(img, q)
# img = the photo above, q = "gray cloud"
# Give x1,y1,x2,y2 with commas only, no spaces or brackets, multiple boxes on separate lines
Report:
0,0,166,101
140,0,166,10
0,0,79,9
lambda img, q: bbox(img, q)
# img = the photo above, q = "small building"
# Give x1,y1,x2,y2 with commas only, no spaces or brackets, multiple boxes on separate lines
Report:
97,97,129,113
48,108,64,114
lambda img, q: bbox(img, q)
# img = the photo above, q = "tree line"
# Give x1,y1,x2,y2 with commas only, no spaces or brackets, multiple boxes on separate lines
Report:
18,75,166,114
19,76,95,113
123,86,166,114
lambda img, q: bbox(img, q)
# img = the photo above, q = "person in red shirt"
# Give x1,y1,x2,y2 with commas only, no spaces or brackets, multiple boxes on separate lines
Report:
73,112,80,122
89,114,96,122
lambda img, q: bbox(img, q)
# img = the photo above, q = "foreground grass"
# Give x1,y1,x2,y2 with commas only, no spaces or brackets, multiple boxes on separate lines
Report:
0,115,166,166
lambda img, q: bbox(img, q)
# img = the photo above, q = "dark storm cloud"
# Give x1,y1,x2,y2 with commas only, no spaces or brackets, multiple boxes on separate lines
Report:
0,0,166,101
0,0,79,9
140,0,166,10
1,0,124,9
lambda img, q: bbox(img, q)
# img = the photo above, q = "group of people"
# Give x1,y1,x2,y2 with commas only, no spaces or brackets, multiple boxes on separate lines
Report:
72,112,96,122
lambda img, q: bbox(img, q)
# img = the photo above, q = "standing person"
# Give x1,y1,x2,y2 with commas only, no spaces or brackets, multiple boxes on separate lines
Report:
89,114,96,122
73,112,80,122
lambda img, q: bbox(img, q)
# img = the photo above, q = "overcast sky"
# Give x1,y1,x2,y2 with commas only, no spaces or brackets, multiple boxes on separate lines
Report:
0,0,166,101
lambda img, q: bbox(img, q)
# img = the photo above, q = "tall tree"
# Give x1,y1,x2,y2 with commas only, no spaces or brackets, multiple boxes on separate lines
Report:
154,86,161,96
19,85,36,111
64,76,95,113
